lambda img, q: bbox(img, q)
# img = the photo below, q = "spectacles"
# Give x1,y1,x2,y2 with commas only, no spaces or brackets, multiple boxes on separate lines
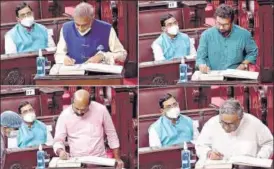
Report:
219,120,239,129
215,21,231,28
19,11,33,19
164,102,179,109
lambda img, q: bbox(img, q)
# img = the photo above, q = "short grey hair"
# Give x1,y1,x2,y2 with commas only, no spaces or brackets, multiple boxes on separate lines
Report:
219,99,244,118
73,2,95,19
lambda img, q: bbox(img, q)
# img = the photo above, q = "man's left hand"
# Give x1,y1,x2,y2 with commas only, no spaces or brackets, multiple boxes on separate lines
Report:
115,158,124,169
236,64,247,70
84,54,104,64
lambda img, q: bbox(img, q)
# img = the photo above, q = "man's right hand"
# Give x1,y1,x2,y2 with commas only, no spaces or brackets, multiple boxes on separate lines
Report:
207,150,224,160
58,149,70,160
64,56,76,66
199,64,210,74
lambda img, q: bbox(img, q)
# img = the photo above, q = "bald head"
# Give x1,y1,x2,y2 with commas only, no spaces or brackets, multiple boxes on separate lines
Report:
72,89,91,116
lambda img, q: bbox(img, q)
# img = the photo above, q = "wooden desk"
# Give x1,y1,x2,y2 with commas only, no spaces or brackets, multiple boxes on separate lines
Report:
176,80,259,86
139,59,195,85
34,74,124,85
1,51,55,85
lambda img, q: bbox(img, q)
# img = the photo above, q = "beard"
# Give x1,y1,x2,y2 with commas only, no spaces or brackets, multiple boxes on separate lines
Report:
218,29,231,37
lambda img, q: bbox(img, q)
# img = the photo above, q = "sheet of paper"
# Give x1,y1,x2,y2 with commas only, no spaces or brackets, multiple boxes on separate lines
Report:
191,71,224,81
49,156,116,168
82,63,123,74
195,158,232,169
223,69,259,80
7,137,18,148
229,156,273,168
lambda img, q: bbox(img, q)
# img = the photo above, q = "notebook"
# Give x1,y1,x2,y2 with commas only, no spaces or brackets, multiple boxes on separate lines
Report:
49,156,116,168
191,69,259,81
195,156,273,169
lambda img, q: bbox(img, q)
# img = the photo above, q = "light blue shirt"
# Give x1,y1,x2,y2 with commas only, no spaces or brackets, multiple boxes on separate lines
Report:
153,32,191,60
7,23,48,53
196,24,258,70
149,114,193,146
17,120,47,148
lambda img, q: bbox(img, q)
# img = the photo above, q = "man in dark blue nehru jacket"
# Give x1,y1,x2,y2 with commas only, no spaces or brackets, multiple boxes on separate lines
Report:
54,2,127,65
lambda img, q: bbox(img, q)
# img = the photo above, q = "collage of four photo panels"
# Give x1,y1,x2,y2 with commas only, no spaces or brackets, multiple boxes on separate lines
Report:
0,0,273,169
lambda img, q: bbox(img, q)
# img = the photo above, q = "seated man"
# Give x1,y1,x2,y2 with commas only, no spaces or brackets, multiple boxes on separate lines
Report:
148,93,199,147
54,2,127,65
196,4,258,73
53,89,124,169
5,2,55,54
195,99,273,160
17,101,52,148
0,111,22,161
151,14,197,61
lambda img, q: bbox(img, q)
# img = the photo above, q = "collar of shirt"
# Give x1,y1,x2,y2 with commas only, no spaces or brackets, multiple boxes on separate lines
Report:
162,114,182,125
22,120,38,130
163,32,178,41
19,23,35,33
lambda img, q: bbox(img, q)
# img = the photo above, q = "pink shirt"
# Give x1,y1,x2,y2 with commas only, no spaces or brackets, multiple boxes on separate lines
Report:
53,101,120,157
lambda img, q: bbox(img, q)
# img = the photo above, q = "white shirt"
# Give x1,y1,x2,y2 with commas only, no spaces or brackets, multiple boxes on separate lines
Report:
148,120,200,147
195,113,273,159
4,28,56,54
54,27,127,65
151,37,197,61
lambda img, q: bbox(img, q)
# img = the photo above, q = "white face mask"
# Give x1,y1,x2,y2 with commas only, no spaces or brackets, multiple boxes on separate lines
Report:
167,25,179,35
21,16,35,27
78,28,91,36
23,112,36,123
8,130,18,138
166,107,180,119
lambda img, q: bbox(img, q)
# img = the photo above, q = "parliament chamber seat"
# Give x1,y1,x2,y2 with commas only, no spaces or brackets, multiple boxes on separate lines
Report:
139,8,184,34
139,86,211,116
0,86,64,116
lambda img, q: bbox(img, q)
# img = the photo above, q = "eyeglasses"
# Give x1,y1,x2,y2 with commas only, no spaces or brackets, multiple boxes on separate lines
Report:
219,120,239,129
164,102,179,109
215,21,231,28
19,11,33,19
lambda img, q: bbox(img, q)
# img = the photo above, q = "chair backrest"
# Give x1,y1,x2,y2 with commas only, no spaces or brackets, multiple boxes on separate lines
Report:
139,86,186,116
0,1,41,24
139,8,184,34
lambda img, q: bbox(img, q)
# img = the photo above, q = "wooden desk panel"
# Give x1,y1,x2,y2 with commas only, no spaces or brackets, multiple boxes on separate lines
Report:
139,59,195,85
34,75,123,85
1,51,55,85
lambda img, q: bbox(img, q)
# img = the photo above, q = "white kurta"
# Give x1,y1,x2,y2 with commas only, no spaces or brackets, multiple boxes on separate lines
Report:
195,113,273,159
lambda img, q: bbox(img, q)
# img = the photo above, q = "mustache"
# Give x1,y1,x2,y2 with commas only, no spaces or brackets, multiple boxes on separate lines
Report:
75,112,84,116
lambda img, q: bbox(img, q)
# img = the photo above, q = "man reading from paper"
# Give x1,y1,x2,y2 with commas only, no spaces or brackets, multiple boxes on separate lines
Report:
53,89,124,169
195,99,273,160
151,14,197,61
148,93,199,147
4,2,55,54
54,2,127,65
195,4,258,73
17,101,53,148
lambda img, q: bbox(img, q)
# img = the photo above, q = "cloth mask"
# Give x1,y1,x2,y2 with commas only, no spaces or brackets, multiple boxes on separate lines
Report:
78,28,91,36
23,112,36,123
166,107,180,119
21,16,35,27
8,130,18,138
167,25,179,35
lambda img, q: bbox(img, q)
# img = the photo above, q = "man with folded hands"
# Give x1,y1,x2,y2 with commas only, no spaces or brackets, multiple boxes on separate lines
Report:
195,99,273,160
53,89,124,169
54,2,127,65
